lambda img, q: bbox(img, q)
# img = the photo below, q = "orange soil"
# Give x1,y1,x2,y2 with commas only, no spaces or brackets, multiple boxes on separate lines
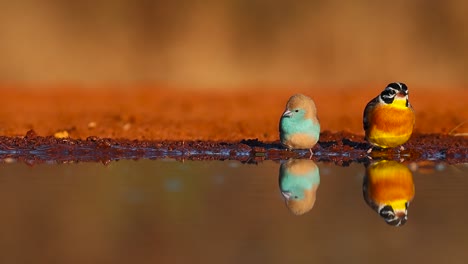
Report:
0,85,466,141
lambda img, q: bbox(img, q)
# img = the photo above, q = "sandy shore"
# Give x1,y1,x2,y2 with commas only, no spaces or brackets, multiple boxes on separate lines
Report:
0,85,466,141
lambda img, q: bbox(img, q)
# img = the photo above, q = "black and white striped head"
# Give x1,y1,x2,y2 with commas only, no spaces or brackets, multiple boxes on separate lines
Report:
379,82,409,105
378,203,409,227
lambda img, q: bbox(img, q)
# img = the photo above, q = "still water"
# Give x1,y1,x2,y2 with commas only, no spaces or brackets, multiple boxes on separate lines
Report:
0,159,466,264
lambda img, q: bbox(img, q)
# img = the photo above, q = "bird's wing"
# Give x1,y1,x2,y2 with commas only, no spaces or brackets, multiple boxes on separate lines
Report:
363,96,380,131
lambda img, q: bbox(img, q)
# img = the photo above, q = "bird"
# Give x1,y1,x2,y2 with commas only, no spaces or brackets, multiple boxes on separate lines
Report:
363,82,415,153
279,94,320,154
279,159,320,216
363,160,415,226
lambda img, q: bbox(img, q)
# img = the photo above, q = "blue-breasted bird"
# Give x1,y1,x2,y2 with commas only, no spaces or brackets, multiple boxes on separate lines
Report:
279,94,320,153
279,158,320,216
363,82,415,152
363,160,415,226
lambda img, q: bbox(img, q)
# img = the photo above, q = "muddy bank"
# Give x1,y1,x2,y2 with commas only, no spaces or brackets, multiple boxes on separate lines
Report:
0,86,465,165
0,130,465,165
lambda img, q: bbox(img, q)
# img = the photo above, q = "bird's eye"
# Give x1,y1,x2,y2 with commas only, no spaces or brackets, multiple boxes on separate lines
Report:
294,110,299,113
401,83,408,91
379,205,395,218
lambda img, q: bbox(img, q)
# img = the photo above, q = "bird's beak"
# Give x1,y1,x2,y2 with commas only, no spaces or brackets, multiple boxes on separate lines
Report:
282,110,292,117
281,191,291,199
396,90,407,98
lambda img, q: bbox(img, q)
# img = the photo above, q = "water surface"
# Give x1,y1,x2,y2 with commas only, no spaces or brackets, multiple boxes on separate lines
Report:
0,159,466,264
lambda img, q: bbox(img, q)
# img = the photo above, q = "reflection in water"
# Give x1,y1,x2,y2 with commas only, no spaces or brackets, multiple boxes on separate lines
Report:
363,160,415,226
0,160,467,263
279,159,320,216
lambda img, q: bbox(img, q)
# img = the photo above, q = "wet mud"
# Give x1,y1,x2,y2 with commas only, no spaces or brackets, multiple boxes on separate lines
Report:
0,130,465,166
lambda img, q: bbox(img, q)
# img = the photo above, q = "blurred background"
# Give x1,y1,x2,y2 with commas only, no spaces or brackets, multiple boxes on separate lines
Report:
1,0,468,88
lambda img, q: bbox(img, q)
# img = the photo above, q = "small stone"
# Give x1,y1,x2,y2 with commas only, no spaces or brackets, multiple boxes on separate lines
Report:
25,130,38,139
54,130,69,139
3,158,16,163
87,136,98,142
88,122,97,129
408,162,418,172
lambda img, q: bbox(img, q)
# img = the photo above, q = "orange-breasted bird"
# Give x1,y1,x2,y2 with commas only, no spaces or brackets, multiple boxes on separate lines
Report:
363,160,415,226
363,82,415,152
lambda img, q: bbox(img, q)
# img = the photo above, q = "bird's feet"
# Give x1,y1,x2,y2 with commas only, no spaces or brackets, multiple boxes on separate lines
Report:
309,148,314,159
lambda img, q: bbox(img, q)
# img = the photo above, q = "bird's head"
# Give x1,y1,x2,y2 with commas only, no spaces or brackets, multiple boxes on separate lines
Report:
379,82,409,107
281,187,318,216
282,94,317,120
378,202,409,226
